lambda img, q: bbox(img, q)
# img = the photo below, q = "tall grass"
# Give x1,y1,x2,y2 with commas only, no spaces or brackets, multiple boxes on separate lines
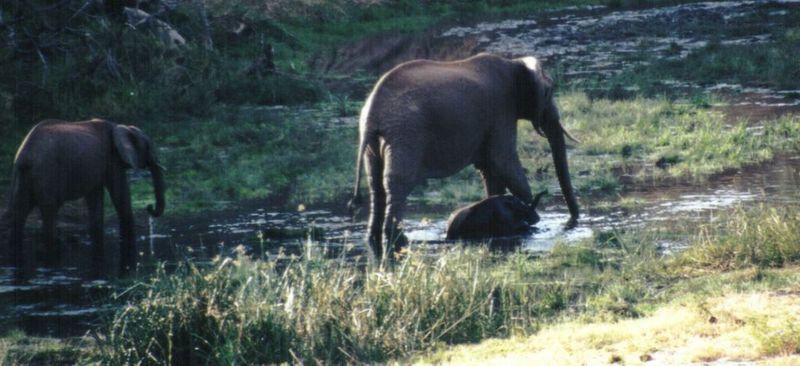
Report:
543,93,800,188
673,205,800,271
88,240,662,364
89,247,546,364
83,204,800,364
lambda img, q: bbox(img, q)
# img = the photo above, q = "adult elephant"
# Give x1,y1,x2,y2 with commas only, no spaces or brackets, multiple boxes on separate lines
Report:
1,119,165,277
348,53,579,261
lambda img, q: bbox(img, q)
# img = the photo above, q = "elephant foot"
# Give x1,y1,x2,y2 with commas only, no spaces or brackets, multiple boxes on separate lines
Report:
564,216,579,231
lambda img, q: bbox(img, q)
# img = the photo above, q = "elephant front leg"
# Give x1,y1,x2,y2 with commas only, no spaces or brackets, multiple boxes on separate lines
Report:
108,178,136,275
492,156,534,204
85,190,105,277
477,166,507,197
40,207,61,266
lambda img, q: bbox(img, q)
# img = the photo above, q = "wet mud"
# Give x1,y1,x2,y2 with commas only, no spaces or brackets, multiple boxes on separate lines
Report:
2,0,800,338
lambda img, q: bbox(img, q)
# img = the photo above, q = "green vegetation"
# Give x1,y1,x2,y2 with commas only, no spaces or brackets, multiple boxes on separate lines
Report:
0,330,89,365
128,105,358,213
586,7,800,96
122,90,800,214
411,281,800,364
70,204,799,365
554,94,800,184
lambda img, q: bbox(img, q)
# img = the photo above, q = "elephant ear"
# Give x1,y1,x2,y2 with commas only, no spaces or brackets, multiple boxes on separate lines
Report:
518,57,549,138
113,125,146,169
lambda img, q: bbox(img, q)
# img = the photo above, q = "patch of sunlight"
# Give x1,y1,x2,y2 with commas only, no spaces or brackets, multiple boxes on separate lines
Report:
410,291,800,365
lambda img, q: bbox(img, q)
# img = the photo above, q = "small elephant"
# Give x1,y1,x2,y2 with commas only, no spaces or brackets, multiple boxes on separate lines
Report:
446,191,547,241
1,119,165,277
348,53,580,261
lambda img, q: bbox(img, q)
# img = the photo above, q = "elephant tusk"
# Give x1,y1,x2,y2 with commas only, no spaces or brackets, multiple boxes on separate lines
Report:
562,125,581,144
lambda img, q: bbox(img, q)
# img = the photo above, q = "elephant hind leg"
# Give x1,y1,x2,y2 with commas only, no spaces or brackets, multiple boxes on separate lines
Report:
365,147,385,261
381,148,420,260
7,169,35,278
382,182,411,259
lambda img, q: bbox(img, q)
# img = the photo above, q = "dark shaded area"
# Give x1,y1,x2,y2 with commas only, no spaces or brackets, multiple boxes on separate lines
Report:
0,0,322,127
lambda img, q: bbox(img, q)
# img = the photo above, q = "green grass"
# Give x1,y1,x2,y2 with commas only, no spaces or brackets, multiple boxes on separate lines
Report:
520,92,799,194
75,203,800,364
584,9,800,96
0,330,88,366
123,104,357,214
671,205,800,271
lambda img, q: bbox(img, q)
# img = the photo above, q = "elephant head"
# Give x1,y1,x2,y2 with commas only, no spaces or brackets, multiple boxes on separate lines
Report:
516,57,579,228
112,125,165,217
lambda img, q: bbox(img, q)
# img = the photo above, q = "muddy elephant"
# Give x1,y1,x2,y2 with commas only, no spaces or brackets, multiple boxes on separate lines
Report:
348,53,580,261
1,119,165,277
446,191,547,241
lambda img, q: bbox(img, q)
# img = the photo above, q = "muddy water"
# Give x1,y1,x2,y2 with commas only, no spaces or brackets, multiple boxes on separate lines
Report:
3,0,800,339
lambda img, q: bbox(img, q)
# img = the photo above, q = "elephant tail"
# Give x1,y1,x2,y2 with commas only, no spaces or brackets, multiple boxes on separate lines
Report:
1,166,29,233
348,127,377,214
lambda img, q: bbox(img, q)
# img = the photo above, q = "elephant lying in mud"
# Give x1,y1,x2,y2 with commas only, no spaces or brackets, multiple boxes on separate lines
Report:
348,53,580,261
1,119,166,277
446,191,546,241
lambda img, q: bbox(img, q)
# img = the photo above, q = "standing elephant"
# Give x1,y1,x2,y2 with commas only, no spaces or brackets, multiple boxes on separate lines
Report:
348,53,579,261
1,119,165,277
446,191,547,241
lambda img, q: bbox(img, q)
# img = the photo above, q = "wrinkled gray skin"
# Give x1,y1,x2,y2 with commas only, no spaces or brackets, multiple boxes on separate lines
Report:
349,53,579,261
1,119,165,277
446,191,547,241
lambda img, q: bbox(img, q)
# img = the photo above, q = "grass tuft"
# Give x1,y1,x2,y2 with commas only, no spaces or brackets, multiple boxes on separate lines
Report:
673,205,800,272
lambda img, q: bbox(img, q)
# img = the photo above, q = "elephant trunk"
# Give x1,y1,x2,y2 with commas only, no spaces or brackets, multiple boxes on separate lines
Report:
541,112,579,228
147,162,165,217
